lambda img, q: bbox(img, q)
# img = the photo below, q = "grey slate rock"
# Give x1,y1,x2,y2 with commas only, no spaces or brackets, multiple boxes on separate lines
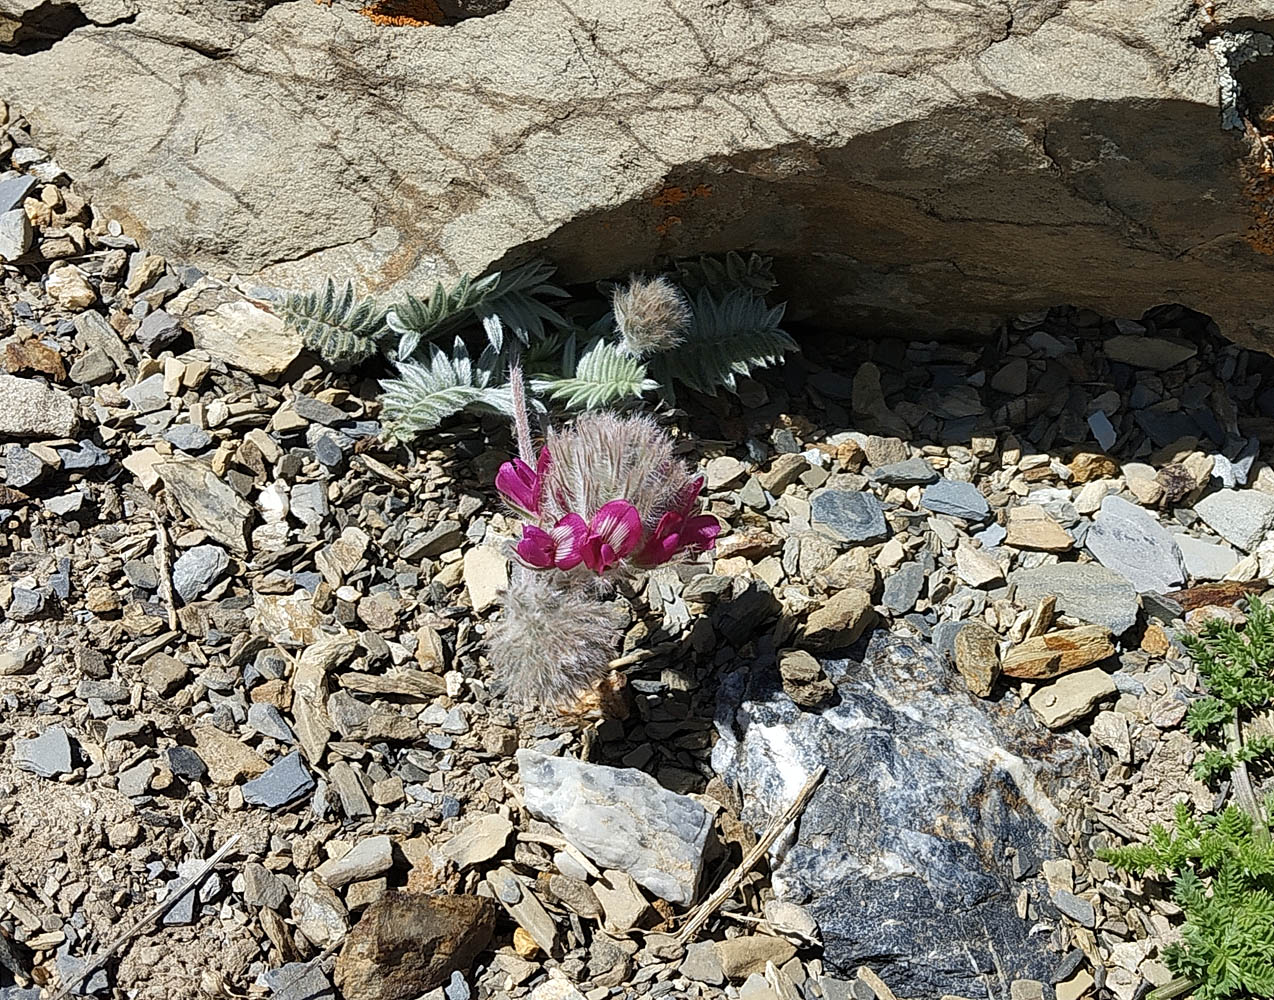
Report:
444,971,471,1000
44,492,85,516
711,632,1094,996
882,562,924,614
0,208,31,261
7,587,48,622
248,702,296,743
921,479,989,521
172,543,230,601
136,310,182,354
54,943,109,995
0,173,37,213
0,374,79,438
517,749,713,905
1194,488,1274,552
1087,410,1117,451
58,439,110,470
243,751,315,808
264,962,335,1000
5,444,46,489
1084,495,1185,594
811,490,889,543
1052,889,1096,927
165,746,208,782
293,395,346,426
122,372,168,413
15,726,73,778
124,558,160,589
871,457,938,486
164,423,213,453
1012,562,1139,635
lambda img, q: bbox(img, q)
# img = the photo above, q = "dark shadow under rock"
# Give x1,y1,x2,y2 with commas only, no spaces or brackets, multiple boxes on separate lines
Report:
712,630,1096,997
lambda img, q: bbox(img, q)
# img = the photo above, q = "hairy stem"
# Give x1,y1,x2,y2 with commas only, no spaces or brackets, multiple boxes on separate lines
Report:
508,362,534,465
1224,710,1269,842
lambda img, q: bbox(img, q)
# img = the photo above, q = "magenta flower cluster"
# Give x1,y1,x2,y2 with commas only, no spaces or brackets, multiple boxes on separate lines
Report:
496,447,719,575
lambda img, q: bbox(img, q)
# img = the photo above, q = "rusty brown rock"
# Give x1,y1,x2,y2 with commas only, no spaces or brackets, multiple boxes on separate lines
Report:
334,892,497,1000
954,621,1000,697
1004,504,1073,552
802,588,876,651
1001,625,1116,680
1067,453,1119,484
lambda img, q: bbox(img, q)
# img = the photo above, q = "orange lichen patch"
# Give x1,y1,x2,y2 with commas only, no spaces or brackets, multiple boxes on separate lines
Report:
1239,129,1274,256
651,183,713,208
357,0,445,26
654,215,683,237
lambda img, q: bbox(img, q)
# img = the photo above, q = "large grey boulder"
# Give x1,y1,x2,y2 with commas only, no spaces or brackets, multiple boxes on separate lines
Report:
712,632,1096,995
4,1,1274,347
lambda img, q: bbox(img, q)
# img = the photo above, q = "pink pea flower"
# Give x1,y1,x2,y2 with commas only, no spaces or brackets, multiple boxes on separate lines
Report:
515,513,588,570
581,499,643,573
495,447,552,516
635,509,721,567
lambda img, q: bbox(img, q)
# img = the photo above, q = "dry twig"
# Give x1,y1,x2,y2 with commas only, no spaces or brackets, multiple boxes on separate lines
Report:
50,833,241,1000
676,765,827,945
152,510,179,631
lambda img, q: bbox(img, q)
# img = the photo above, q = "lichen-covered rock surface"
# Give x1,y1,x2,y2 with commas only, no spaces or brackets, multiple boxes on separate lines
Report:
5,0,1274,347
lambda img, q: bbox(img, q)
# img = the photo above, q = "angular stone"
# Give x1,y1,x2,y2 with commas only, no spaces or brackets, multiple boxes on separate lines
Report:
954,621,1000,697
14,726,73,778
0,207,31,261
439,813,513,870
1001,626,1116,680
242,862,289,910
1194,489,1274,552
881,562,924,614
715,935,797,981
758,453,809,494
180,287,301,378
955,541,1005,588
921,480,989,521
193,725,268,785
172,543,230,601
1103,334,1196,370
1085,496,1184,593
1172,533,1239,582
1005,505,1072,552
0,374,78,438
1012,563,1139,635
811,490,889,544
871,457,938,486
242,751,315,809
292,873,349,950
1028,668,1117,728
156,460,253,555
141,652,190,696
335,893,497,1000
517,750,712,905
713,631,1093,996
463,545,508,613
317,836,394,889
779,649,834,709
802,588,876,650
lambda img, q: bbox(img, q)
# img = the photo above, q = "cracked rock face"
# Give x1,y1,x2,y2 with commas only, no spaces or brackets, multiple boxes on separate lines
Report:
712,631,1096,996
4,0,1274,348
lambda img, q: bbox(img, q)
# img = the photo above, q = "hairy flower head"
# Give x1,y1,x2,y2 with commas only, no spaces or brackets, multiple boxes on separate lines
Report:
613,274,691,357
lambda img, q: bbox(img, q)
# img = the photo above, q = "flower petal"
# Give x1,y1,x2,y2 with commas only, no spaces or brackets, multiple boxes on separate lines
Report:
495,459,540,515
550,513,588,570
676,475,705,514
514,524,556,568
589,499,643,559
681,514,720,551
635,511,682,567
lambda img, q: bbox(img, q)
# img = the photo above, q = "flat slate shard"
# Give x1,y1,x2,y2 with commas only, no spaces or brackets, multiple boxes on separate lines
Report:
155,459,253,555
810,490,889,543
711,632,1095,996
516,750,712,905
1084,496,1185,594
1011,562,1140,635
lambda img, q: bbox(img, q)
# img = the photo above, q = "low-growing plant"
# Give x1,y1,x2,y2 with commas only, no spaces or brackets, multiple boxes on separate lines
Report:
1099,600,1274,1000
273,255,798,439
484,365,720,713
